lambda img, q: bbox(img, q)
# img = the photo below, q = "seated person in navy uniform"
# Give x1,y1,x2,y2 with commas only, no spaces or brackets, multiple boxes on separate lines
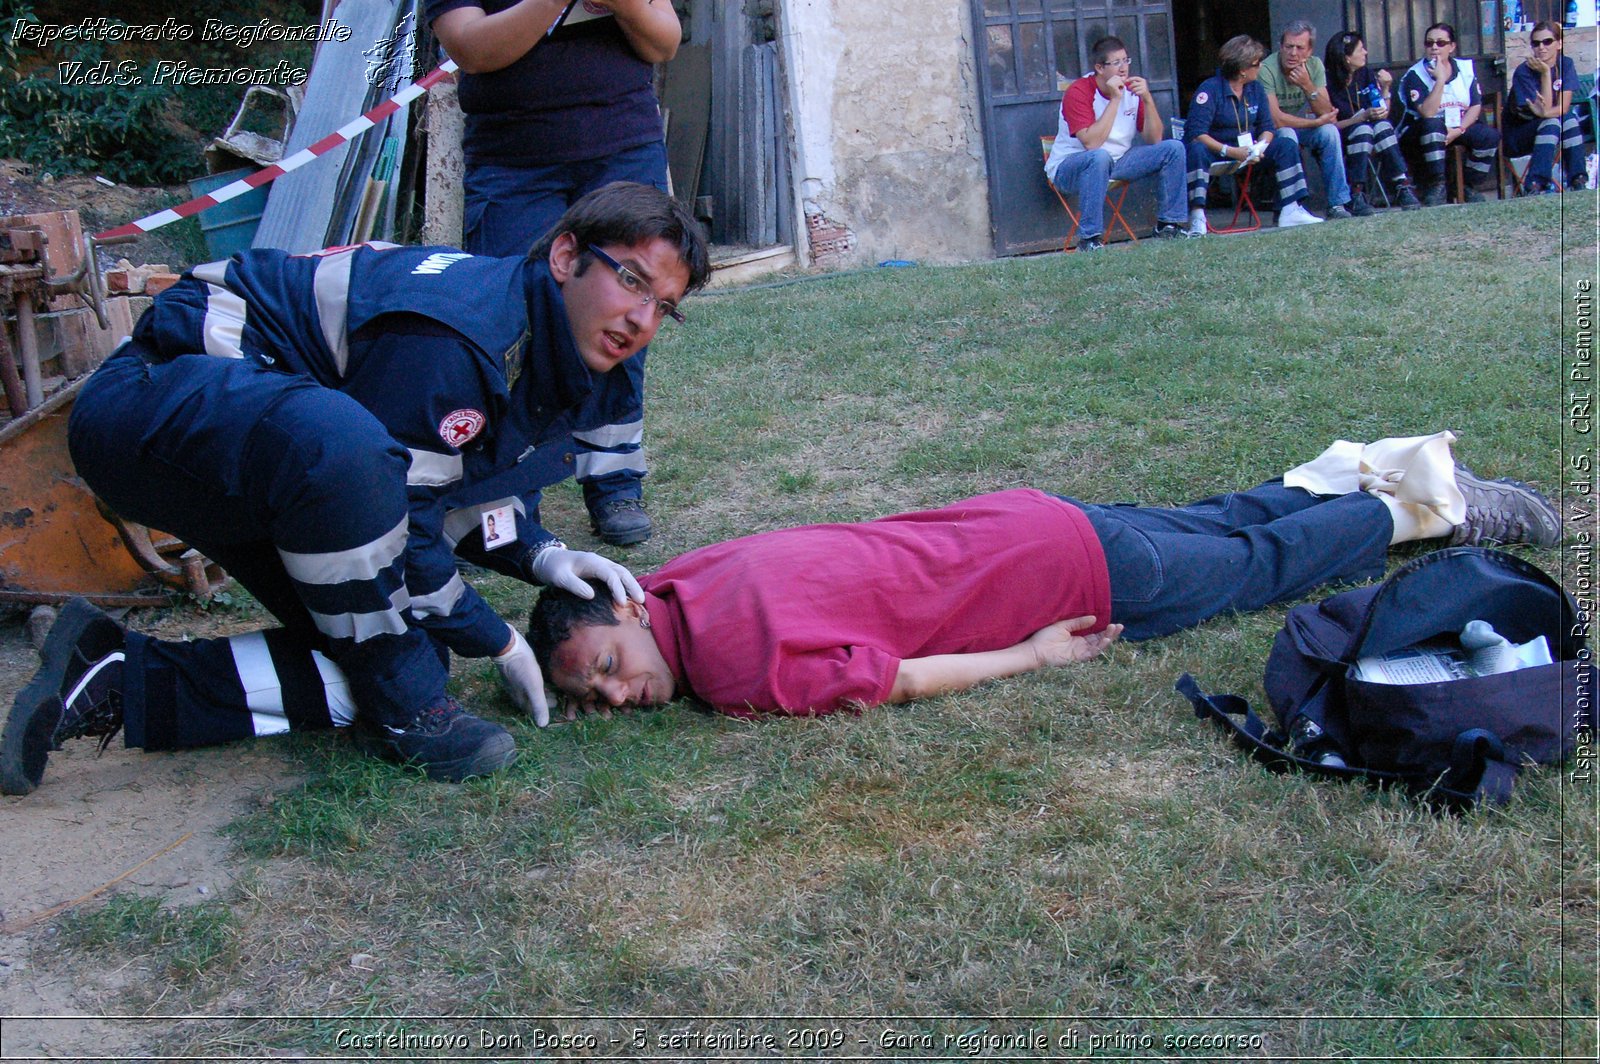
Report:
1182,34,1324,234
1396,21,1500,205
1,183,708,794
1323,30,1423,211
1503,20,1590,195
527,436,1558,719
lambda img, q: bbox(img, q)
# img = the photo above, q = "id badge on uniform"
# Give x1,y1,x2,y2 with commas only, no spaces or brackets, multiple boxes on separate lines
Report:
481,504,515,549
1444,104,1463,129
1237,132,1255,150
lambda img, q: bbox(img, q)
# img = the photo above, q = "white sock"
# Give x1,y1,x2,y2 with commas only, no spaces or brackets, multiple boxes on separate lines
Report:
1377,492,1455,544
1188,208,1206,229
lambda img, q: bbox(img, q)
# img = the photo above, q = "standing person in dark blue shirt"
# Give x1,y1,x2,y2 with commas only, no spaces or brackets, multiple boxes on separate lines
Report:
1182,34,1322,235
427,0,684,549
1503,20,1589,195
1,184,710,794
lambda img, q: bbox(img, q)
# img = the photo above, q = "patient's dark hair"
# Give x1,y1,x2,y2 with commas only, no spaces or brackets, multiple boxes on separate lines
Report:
527,578,620,674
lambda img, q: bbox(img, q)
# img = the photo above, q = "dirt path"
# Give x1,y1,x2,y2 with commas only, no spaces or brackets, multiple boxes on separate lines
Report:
0,606,299,1060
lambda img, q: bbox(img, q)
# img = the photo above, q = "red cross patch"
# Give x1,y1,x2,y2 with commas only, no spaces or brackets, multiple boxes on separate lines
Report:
439,409,486,448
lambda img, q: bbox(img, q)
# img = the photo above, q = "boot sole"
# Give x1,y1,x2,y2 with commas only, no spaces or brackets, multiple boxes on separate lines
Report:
592,525,653,547
0,598,106,795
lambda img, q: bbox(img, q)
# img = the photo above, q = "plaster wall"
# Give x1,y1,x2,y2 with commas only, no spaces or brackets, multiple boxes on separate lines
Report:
779,0,993,266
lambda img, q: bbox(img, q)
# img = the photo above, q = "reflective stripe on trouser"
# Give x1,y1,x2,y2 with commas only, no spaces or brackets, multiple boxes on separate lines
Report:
121,628,356,751
1343,119,1411,189
68,346,449,731
1184,137,1308,210
1402,116,1499,181
1506,112,1588,186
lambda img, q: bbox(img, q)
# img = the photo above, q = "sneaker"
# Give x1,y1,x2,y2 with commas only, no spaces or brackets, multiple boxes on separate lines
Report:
1277,201,1324,228
590,498,653,546
1152,221,1186,239
1,598,126,795
358,696,517,783
1570,174,1589,192
1395,185,1423,211
1326,204,1354,220
1421,183,1447,207
1348,192,1376,217
1074,235,1106,252
1186,209,1208,238
1447,464,1562,547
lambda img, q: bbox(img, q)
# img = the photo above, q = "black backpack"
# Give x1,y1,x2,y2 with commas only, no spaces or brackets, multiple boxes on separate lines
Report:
1178,547,1592,809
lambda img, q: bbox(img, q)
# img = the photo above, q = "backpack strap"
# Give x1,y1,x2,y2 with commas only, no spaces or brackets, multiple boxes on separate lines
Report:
1177,674,1513,810
1176,673,1384,783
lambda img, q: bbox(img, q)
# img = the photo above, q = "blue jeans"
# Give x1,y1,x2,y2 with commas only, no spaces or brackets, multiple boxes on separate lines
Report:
1067,481,1393,640
1051,140,1188,237
463,141,670,516
1277,122,1351,207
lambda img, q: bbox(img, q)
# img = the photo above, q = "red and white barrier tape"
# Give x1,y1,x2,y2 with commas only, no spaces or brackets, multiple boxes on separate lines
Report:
94,59,459,241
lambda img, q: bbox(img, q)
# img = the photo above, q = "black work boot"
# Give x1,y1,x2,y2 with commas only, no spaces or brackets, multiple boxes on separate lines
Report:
590,498,653,546
358,696,517,782
1,598,126,795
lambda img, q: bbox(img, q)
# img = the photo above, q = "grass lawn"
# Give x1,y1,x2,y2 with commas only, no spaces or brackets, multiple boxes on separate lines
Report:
41,195,1599,1059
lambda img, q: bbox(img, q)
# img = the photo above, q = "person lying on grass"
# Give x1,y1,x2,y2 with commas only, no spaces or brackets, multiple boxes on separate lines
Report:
2,433,1561,791
527,432,1561,718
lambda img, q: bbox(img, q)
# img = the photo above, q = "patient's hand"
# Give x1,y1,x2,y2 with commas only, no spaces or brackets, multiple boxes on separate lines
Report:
1026,616,1124,667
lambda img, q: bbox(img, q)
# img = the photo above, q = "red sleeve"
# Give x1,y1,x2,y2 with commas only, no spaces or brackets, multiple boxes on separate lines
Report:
1136,95,1147,131
1062,79,1099,137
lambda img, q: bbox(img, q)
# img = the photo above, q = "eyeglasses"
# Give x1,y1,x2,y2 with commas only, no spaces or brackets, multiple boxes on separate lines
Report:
585,245,685,324
1424,37,1452,47
1098,56,1132,68
1531,36,1558,47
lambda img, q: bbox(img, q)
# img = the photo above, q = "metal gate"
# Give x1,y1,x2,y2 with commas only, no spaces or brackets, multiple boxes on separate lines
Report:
972,0,1179,256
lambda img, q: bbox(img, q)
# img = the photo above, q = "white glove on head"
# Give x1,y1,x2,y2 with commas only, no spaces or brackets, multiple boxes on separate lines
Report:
530,546,645,604
493,627,549,727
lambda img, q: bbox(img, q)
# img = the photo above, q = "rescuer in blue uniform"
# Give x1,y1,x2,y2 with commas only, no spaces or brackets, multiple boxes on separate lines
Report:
0,183,709,792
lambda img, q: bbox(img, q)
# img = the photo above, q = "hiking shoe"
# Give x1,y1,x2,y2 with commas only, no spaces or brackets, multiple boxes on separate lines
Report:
1463,185,1486,203
1396,184,1423,211
1348,192,1376,217
1075,234,1106,252
358,697,517,783
1152,221,1186,239
590,498,653,546
1,598,126,795
1448,464,1562,547
1421,183,1446,207
1326,203,1354,220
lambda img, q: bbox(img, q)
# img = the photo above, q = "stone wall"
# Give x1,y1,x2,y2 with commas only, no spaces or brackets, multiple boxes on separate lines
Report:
779,1,993,266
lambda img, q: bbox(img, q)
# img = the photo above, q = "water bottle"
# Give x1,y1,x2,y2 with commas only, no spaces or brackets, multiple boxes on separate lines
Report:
1507,0,1523,29
1366,82,1385,112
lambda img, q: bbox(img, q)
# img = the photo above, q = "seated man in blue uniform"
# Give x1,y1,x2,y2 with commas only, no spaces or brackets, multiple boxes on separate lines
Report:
0,182,709,792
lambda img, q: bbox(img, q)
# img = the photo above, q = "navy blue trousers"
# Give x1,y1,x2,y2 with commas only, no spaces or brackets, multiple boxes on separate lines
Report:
464,141,669,517
69,347,450,746
1069,481,1394,640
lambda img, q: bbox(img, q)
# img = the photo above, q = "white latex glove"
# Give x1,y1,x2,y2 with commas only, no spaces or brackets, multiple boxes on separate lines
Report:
493,628,549,727
530,546,644,604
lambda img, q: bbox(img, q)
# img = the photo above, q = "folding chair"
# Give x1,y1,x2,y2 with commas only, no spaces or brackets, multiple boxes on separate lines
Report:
1040,136,1140,251
1205,158,1261,234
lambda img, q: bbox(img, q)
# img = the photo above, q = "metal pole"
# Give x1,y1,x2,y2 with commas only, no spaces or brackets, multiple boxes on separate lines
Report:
15,292,41,409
